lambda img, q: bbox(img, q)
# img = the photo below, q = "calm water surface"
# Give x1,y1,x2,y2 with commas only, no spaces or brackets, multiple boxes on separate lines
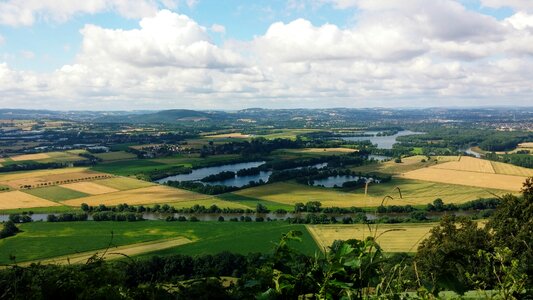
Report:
342,130,424,149
156,161,266,184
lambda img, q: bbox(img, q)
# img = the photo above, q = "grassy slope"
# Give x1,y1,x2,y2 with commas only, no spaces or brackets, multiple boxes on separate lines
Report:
0,221,318,264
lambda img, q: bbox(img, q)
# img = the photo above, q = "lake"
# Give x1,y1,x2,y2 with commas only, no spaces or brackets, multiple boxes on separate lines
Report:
311,175,379,188
156,161,266,184
342,130,425,149
156,161,330,187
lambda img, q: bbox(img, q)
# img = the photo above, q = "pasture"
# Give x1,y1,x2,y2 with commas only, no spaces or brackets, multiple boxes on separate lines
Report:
0,191,61,210
61,185,209,206
0,222,319,264
23,186,89,201
234,179,508,208
93,151,137,161
307,223,435,253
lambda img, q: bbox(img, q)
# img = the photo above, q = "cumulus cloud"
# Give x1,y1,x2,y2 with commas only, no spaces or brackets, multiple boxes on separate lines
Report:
0,3,532,109
0,0,179,26
77,10,243,69
480,0,533,12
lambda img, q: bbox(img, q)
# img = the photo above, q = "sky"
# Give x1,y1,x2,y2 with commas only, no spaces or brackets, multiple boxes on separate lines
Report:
0,0,532,110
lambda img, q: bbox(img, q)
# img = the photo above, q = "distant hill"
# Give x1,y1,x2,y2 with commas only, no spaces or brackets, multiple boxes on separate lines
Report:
96,109,230,123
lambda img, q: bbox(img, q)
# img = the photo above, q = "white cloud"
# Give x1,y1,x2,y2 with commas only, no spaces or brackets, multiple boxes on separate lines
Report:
211,23,226,34
0,3,532,109
77,10,243,69
0,0,179,26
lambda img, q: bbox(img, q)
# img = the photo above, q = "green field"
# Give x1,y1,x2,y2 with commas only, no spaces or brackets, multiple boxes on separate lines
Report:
91,160,170,176
0,205,78,214
0,221,319,264
93,151,137,161
216,193,294,211
234,179,509,208
23,186,89,201
91,154,242,176
93,177,154,190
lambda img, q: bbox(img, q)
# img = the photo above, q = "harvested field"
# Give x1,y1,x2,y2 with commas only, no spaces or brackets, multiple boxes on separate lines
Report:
400,168,525,191
307,223,435,253
62,185,209,206
0,191,61,209
351,155,456,175
0,167,89,181
61,182,119,195
10,153,50,161
93,177,154,190
491,161,533,177
23,237,192,265
432,156,495,173
0,170,112,189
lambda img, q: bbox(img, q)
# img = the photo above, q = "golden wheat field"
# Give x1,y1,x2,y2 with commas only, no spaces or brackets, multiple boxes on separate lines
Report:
61,185,210,206
10,153,51,161
0,167,89,181
432,156,495,173
1,170,111,189
400,168,525,191
0,191,61,209
307,223,435,253
490,161,533,177
61,182,119,195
